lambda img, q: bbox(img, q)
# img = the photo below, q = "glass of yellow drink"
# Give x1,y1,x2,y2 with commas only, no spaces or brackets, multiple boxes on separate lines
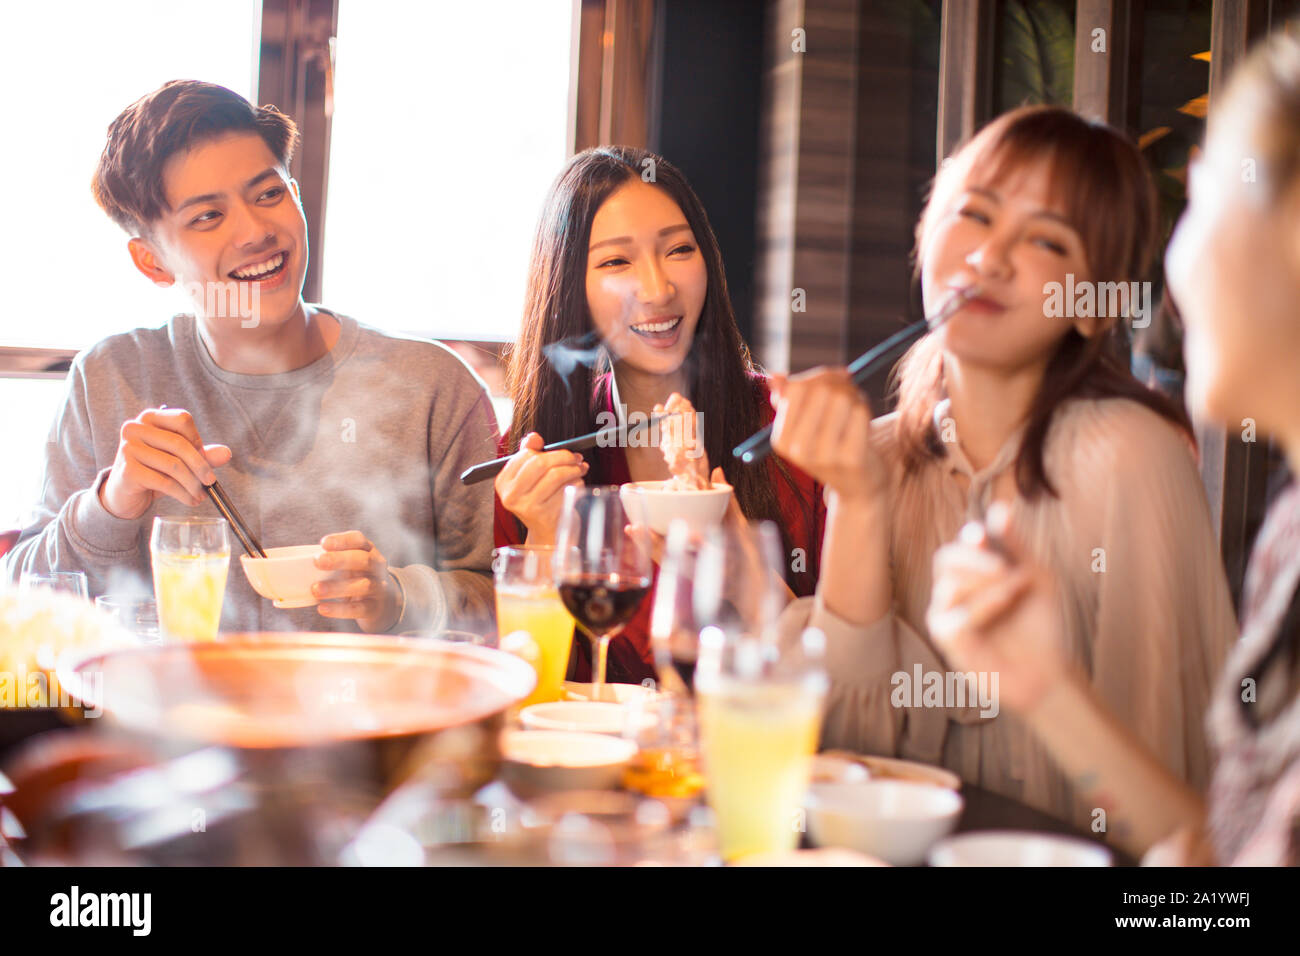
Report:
695,624,827,862
493,546,575,707
150,516,230,642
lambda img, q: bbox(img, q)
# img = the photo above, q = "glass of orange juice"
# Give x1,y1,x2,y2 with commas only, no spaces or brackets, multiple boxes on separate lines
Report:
493,545,575,707
150,516,230,642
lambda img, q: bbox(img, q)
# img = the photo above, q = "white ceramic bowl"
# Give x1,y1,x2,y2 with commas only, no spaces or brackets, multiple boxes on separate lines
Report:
240,545,346,609
500,730,637,798
519,700,655,736
927,831,1112,867
619,480,733,535
805,780,964,866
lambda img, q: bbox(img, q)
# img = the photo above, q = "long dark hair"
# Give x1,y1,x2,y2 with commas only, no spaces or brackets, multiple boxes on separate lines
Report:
504,146,810,566
894,106,1193,498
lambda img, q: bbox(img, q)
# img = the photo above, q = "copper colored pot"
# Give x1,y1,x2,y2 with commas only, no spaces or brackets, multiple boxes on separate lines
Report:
56,633,536,801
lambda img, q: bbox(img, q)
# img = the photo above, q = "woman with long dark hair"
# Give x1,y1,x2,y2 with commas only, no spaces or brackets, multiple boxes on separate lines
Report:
771,105,1237,831
496,146,824,684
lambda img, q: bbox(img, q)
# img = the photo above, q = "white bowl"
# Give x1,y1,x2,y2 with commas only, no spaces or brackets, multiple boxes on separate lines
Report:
500,730,637,798
619,480,733,535
519,700,654,736
927,831,1112,867
240,545,346,609
805,780,964,866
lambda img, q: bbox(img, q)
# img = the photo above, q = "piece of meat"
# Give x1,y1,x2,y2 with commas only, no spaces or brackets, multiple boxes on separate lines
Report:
655,393,710,491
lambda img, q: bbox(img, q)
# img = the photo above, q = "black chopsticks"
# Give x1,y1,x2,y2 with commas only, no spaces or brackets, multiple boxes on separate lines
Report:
731,286,980,464
460,413,671,485
158,403,266,558
204,480,267,558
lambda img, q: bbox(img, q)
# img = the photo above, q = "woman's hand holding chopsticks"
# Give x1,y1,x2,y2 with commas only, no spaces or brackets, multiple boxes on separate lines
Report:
769,368,893,628
769,368,887,504
99,406,232,520
494,432,589,546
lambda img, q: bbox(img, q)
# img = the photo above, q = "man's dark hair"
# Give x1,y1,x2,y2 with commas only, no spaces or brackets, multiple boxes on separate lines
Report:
92,80,300,235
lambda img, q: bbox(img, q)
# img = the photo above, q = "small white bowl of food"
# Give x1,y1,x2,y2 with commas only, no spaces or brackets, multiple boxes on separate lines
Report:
927,831,1112,867
619,392,733,535
240,545,346,609
805,779,964,866
500,730,638,798
620,480,733,536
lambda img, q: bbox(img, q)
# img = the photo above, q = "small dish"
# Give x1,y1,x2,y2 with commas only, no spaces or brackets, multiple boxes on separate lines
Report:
240,545,345,609
805,780,964,866
519,700,654,736
927,831,1112,867
820,750,962,791
500,730,637,798
619,480,733,535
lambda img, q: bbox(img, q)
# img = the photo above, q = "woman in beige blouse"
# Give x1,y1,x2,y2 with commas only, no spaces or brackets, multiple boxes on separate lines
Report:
928,34,1300,866
772,105,1238,832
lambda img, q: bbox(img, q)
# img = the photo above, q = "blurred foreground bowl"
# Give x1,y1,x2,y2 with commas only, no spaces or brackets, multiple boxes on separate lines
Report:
806,779,964,865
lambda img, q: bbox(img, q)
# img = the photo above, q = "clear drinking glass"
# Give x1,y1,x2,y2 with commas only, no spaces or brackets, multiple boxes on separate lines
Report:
552,486,652,703
19,570,89,600
649,517,788,695
493,545,575,707
695,623,827,863
150,516,230,642
95,594,162,643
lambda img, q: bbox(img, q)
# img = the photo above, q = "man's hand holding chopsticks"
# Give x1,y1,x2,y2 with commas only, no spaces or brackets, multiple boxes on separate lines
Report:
99,406,232,519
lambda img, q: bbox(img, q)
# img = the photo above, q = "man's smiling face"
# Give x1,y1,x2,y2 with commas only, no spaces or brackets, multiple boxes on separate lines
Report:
129,130,309,332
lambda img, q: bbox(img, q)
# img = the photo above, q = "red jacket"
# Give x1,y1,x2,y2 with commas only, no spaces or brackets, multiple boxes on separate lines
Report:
494,373,826,685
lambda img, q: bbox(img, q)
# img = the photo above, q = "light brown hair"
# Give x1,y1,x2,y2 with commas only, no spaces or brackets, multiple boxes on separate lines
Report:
893,105,1191,497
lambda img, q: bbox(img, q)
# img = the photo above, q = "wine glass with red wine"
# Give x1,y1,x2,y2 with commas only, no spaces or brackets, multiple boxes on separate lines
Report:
553,485,653,703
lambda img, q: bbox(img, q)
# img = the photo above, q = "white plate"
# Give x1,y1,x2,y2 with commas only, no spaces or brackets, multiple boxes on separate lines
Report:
928,831,1112,867
819,750,962,791
501,730,637,767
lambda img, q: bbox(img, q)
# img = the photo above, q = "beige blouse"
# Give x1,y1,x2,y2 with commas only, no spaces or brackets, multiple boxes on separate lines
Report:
780,396,1239,831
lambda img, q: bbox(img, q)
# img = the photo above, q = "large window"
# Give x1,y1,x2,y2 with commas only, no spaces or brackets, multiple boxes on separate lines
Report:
0,0,262,349
0,1,261,526
321,0,573,341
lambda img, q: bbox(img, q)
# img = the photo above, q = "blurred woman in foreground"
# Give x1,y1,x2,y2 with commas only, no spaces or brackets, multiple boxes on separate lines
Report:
927,34,1300,864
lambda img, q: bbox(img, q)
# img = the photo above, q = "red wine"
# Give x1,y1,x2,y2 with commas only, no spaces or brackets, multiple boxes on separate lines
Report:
671,655,697,694
557,575,650,637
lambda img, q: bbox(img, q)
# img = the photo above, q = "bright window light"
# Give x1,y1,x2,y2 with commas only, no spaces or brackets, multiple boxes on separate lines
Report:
322,0,573,342
0,0,261,348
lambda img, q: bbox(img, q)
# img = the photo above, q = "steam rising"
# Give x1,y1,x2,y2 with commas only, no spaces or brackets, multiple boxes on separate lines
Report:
542,331,604,387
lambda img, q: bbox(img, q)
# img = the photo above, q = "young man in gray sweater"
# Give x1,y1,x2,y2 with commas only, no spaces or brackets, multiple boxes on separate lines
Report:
3,80,498,635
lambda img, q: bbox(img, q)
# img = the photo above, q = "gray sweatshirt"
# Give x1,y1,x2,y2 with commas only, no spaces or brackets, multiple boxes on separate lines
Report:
4,311,499,635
